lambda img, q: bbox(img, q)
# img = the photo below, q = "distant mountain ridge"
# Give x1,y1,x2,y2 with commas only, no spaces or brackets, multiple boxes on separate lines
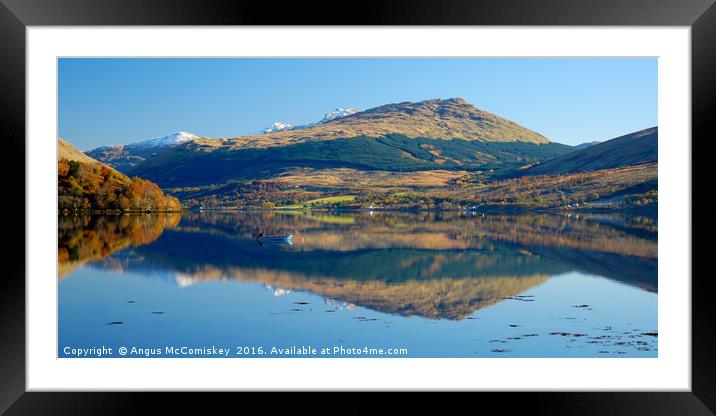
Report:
320,107,358,123
515,127,657,177
86,131,199,172
262,122,293,134
574,141,601,150
129,131,197,148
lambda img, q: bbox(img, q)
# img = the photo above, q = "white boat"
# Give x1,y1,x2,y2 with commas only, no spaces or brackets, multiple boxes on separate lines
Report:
256,233,293,244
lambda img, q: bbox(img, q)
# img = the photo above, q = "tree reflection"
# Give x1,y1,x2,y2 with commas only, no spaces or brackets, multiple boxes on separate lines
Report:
62,211,657,319
58,214,180,277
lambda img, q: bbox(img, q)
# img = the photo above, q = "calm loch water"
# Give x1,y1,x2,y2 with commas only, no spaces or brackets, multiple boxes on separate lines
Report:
58,211,657,358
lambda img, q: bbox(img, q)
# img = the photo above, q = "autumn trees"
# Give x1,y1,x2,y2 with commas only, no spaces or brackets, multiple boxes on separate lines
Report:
58,158,181,213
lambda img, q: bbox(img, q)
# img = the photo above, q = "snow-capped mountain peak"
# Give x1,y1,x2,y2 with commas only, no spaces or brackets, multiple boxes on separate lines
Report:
260,108,359,134
131,131,198,149
262,122,293,134
320,107,358,123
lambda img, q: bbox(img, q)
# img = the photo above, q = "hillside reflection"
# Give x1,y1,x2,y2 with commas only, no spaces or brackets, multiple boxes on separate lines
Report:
60,211,657,319
58,214,181,278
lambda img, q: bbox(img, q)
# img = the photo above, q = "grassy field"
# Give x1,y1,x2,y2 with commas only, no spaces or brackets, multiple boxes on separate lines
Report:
273,168,470,191
279,195,357,209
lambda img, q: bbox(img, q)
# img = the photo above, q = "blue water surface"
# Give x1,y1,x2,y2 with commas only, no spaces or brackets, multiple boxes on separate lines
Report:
58,211,658,358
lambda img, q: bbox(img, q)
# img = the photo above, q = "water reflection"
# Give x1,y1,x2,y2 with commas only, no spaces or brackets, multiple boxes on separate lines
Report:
59,211,657,320
58,214,181,278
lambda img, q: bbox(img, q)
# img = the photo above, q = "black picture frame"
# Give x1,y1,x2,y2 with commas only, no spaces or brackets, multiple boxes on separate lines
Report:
1,0,709,413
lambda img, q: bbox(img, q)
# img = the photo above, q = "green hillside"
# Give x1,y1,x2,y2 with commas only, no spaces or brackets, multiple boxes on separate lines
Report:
514,127,657,177
131,134,572,187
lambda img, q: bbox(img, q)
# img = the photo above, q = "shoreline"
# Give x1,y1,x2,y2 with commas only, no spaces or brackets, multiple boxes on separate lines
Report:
58,204,657,216
158,205,656,215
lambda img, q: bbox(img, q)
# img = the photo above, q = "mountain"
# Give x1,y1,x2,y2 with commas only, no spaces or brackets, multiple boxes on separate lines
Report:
129,98,571,187
262,122,293,134
213,98,551,150
130,131,197,148
58,138,181,212
319,107,358,123
92,106,361,170
574,141,601,150
515,127,657,177
261,107,358,134
86,131,199,172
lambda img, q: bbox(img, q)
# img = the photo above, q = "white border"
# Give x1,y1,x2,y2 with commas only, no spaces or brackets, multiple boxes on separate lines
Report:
27,27,691,391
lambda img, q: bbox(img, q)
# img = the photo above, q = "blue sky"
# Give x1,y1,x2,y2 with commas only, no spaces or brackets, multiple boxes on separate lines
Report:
59,58,657,150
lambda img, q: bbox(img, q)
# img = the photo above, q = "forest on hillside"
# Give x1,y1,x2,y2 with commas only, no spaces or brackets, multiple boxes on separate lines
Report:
58,158,181,213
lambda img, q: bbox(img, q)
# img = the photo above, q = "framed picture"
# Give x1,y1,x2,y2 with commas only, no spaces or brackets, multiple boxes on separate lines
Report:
3,0,709,412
